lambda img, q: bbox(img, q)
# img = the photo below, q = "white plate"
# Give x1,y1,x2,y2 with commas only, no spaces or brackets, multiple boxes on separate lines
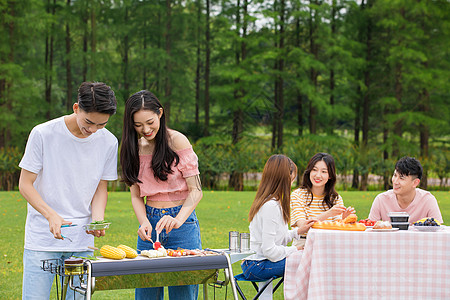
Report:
368,228,399,232
413,226,443,232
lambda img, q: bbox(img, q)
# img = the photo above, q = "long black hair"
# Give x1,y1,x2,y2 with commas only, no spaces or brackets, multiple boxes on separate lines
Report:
301,152,339,210
120,90,179,186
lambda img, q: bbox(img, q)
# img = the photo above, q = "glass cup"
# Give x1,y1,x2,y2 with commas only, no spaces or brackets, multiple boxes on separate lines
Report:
229,231,240,252
240,232,250,252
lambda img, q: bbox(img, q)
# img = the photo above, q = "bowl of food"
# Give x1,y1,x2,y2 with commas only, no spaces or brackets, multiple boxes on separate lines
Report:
83,220,111,231
413,218,442,232
388,212,409,223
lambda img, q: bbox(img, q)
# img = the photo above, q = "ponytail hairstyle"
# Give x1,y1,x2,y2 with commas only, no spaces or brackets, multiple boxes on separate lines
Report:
77,82,117,115
248,155,297,224
301,152,339,210
120,90,179,186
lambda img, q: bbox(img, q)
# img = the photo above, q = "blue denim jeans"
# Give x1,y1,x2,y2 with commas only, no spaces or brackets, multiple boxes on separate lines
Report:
135,205,202,300
22,249,93,300
241,259,286,281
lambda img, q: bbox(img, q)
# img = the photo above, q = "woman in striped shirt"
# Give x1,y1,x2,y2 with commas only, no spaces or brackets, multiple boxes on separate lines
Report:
290,153,355,247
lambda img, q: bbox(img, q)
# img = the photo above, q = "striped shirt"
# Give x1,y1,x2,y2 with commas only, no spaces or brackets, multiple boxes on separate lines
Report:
290,188,344,227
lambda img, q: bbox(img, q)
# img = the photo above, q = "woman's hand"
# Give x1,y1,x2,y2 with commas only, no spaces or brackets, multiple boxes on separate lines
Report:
326,204,347,218
156,215,183,234
296,244,305,250
137,220,153,242
296,219,316,235
342,206,356,219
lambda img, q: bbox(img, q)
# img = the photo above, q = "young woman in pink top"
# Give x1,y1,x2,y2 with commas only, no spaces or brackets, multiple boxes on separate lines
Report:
120,90,203,300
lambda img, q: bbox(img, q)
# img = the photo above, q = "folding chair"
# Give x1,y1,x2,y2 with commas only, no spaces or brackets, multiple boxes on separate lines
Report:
233,273,284,300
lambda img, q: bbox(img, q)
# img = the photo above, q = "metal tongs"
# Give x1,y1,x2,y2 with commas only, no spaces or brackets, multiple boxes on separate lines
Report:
61,224,77,242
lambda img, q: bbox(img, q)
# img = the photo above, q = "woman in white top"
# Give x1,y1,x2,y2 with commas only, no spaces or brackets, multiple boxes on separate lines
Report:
241,155,315,280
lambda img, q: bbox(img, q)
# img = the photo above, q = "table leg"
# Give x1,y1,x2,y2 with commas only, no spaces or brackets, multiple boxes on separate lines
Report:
223,253,238,300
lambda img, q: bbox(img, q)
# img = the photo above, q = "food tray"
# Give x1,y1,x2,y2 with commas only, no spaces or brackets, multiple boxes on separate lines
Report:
413,226,443,232
391,222,409,230
388,212,409,223
83,222,111,230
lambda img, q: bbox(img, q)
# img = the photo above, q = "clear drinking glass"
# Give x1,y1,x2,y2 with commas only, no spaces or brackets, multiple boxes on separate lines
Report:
229,231,240,252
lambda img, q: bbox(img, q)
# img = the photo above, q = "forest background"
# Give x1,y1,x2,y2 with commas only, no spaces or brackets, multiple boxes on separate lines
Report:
0,0,449,192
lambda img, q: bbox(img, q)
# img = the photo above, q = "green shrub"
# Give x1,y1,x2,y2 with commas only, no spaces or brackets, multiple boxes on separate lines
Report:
0,147,22,191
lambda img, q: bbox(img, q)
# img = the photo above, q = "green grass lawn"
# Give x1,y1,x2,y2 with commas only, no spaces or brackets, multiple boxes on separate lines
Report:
1,190,449,299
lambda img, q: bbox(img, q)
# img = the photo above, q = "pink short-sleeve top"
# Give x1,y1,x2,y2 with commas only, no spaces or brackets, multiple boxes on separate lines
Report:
137,147,200,202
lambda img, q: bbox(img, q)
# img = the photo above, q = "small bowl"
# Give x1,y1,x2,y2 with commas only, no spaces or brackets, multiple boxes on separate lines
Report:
413,225,443,232
391,222,409,230
82,222,111,231
388,212,410,223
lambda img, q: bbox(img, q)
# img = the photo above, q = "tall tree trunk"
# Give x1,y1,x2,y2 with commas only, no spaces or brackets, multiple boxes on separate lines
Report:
418,13,429,190
123,7,129,100
362,4,371,147
90,2,96,79
0,2,15,148
276,0,285,150
204,0,210,136
142,18,147,90
195,0,202,126
65,0,72,111
272,60,278,151
328,0,336,135
164,0,172,123
392,8,406,158
229,0,247,191
156,11,162,93
392,62,403,158
45,0,56,120
309,0,318,134
272,42,279,149
295,15,303,136
82,9,88,82
352,87,361,189
359,0,372,190
383,109,390,190
419,87,430,190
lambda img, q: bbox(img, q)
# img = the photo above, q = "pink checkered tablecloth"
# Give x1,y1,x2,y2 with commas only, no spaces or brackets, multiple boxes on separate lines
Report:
284,226,450,300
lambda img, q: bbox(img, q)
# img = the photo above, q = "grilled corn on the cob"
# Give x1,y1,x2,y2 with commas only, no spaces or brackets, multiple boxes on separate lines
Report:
117,244,138,258
100,245,126,260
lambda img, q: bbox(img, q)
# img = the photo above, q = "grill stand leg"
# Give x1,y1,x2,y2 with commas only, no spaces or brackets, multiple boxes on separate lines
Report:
61,276,70,300
203,282,209,300
85,260,93,300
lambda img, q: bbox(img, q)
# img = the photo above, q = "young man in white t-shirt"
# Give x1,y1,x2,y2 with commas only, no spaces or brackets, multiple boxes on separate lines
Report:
18,82,118,299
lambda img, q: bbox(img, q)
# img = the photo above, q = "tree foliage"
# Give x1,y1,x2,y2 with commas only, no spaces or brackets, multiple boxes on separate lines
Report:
0,0,448,190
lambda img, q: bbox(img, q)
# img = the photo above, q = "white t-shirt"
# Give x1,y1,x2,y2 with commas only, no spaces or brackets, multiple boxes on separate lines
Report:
19,116,118,251
246,199,300,262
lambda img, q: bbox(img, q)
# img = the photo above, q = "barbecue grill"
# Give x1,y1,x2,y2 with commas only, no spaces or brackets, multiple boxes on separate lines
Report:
42,250,243,299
